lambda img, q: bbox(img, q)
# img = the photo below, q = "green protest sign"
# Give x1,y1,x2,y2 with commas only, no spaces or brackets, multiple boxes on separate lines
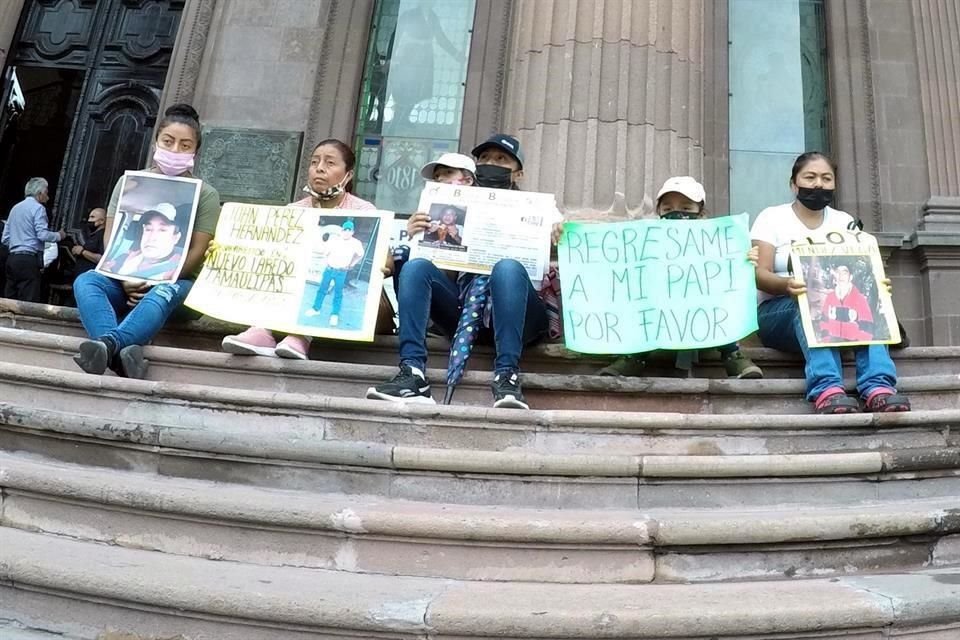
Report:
558,214,758,354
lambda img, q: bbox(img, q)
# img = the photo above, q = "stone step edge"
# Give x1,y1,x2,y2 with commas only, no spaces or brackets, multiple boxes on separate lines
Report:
0,624,83,640
5,326,960,397
5,401,959,479
4,450,960,547
2,359,957,433
3,527,960,638
5,297,954,365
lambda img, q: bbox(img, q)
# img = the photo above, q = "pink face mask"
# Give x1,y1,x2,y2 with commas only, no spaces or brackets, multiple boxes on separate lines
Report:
445,175,471,186
153,148,195,176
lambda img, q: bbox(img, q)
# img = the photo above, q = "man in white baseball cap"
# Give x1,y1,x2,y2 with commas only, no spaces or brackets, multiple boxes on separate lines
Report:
420,152,476,186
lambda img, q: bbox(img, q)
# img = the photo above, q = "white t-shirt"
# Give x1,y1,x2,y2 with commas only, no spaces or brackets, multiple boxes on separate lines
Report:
750,202,856,301
325,236,364,270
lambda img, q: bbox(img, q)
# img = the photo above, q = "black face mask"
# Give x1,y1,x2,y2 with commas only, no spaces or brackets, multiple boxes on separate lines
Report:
796,187,834,211
661,211,700,220
475,164,514,190
86,222,99,232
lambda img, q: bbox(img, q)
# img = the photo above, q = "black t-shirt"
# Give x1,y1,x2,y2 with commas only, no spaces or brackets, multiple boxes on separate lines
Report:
75,227,105,274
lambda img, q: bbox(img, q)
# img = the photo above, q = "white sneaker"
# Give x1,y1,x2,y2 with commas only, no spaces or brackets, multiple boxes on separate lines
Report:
329,315,339,327
304,308,321,317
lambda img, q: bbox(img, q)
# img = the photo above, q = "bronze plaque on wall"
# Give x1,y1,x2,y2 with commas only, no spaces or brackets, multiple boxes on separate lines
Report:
196,128,304,205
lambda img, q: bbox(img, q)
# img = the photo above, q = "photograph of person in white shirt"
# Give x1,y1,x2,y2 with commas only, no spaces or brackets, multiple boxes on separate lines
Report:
305,219,366,327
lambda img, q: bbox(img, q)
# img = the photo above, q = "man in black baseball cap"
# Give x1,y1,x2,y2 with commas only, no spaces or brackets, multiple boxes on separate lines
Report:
367,131,550,410
471,133,525,190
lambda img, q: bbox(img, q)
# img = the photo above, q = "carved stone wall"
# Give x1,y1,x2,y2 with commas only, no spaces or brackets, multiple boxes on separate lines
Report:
0,0,26,72
189,0,336,134
297,0,376,187
158,0,219,114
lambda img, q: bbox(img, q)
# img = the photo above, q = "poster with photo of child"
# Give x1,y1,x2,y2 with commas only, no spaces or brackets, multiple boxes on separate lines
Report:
790,231,901,348
96,171,201,284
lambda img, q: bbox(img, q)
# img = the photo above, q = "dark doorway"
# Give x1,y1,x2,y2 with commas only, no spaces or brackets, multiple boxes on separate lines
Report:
0,67,83,217
1,0,184,229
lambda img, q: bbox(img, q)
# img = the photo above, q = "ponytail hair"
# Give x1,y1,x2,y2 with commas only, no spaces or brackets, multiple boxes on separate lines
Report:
157,103,203,150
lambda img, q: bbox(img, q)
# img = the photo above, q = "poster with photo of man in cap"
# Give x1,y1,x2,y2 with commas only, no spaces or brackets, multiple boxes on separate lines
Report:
96,171,201,284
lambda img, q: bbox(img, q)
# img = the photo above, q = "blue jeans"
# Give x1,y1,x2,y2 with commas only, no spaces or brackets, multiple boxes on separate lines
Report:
312,267,348,315
397,258,548,373
73,271,193,349
757,295,897,401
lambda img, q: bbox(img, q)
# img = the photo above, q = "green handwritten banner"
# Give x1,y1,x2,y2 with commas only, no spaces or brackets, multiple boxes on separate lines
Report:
558,214,758,354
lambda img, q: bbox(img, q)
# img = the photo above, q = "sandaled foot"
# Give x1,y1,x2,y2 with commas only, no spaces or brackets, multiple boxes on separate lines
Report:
863,389,911,413
814,387,860,414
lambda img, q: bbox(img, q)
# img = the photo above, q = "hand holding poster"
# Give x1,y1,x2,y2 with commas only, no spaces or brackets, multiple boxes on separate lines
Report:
408,183,559,282
558,214,758,354
185,203,393,341
790,230,900,348
97,171,201,284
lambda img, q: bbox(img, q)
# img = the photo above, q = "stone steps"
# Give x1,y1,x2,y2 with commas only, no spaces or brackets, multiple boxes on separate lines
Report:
4,449,958,585
1,328,958,456
2,363,959,510
3,326,960,414
4,298,957,379
3,527,960,639
4,300,960,637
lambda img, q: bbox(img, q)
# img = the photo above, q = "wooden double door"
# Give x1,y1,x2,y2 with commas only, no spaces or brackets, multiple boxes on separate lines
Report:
0,0,183,227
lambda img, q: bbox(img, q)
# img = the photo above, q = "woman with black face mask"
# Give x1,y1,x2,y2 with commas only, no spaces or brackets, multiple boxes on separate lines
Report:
750,151,910,415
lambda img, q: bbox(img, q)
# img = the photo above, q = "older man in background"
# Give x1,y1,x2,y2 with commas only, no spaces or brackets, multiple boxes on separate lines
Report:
2,177,65,301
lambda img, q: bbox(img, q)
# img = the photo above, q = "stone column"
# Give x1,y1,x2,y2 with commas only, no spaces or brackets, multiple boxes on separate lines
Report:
908,0,960,344
0,0,27,71
503,0,704,219
912,0,960,229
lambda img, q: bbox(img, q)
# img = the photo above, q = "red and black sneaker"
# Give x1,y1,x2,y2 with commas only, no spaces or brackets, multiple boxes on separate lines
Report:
814,387,860,414
863,388,911,413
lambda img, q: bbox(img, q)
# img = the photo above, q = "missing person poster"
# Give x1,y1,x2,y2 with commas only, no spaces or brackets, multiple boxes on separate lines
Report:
408,183,559,282
790,230,900,348
97,171,201,284
558,214,758,354
185,203,393,341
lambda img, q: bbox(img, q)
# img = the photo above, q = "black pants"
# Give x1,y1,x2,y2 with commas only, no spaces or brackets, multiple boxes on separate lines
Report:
4,253,43,302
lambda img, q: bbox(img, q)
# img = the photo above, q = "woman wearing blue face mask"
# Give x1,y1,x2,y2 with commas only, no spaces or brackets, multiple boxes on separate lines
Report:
751,151,910,414
71,103,221,379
